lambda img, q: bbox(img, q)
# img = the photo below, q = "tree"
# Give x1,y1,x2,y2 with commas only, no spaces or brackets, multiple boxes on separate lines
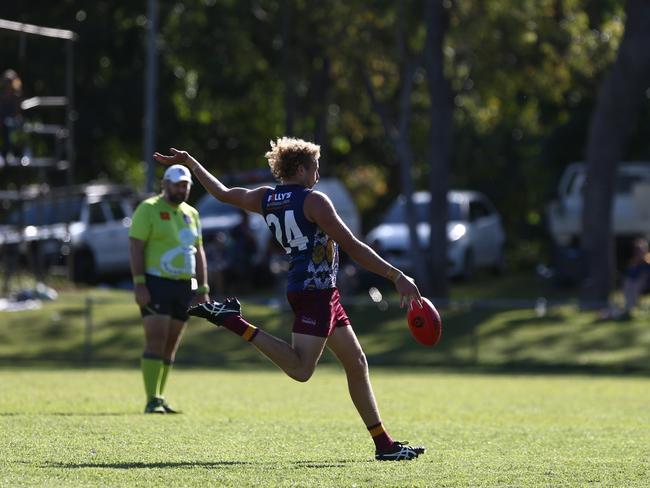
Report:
2,1,643,288
424,0,452,298
580,0,650,308
356,2,434,295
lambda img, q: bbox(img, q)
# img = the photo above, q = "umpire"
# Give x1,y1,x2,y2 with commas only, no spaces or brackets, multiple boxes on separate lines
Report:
129,164,210,413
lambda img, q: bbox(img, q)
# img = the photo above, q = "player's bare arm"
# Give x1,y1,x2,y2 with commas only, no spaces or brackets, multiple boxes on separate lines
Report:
305,191,422,308
153,148,270,214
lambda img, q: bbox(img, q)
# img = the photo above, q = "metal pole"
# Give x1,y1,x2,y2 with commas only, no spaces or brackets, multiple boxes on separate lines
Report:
84,296,93,364
471,321,479,366
65,38,75,185
143,0,159,193
65,39,76,280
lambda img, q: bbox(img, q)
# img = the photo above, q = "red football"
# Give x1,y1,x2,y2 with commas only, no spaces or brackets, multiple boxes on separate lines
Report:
407,297,442,346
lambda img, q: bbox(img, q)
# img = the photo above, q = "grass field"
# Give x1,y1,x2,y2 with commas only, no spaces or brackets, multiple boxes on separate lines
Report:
1,368,649,487
2,273,650,372
2,274,650,486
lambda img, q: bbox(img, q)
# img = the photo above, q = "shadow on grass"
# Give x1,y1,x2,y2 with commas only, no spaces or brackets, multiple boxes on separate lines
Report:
43,461,254,469
43,460,355,469
348,304,500,367
51,412,135,416
4,284,650,374
0,412,134,417
58,308,87,319
489,311,646,359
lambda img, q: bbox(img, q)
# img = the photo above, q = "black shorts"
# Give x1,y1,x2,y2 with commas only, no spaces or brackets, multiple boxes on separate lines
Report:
140,274,193,321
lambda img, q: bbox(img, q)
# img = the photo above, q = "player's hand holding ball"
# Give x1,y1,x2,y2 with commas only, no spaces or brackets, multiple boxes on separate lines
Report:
407,297,442,346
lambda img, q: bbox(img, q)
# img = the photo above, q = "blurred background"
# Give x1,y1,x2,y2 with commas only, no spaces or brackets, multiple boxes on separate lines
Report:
1,1,650,369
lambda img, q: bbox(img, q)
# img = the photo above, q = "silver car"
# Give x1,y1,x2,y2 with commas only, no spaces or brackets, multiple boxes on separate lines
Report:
0,183,139,283
365,190,506,278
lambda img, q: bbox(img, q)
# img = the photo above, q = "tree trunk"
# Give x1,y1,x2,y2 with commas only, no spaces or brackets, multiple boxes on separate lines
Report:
424,0,452,300
580,0,650,309
360,62,433,296
313,56,331,164
281,0,295,135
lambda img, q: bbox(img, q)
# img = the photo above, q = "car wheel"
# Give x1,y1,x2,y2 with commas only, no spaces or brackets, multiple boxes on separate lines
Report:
71,250,96,284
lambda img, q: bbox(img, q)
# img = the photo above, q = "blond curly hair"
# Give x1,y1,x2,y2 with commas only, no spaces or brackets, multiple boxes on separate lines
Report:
265,137,320,181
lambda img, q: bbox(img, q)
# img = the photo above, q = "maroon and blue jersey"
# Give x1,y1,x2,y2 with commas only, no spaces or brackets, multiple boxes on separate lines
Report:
262,184,339,292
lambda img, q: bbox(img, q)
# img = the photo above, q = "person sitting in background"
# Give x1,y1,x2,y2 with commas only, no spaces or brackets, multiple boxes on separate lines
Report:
620,237,650,319
597,237,650,321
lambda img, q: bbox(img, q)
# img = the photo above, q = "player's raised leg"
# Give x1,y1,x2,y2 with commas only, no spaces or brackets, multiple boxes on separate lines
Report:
251,331,327,382
189,298,328,382
326,325,425,461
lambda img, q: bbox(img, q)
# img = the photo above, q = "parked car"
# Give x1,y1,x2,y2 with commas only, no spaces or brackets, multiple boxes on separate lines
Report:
546,161,650,247
0,183,141,283
545,161,650,284
196,177,361,276
365,190,506,278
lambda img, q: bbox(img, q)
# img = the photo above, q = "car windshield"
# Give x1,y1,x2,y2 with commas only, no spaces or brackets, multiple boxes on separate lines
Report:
616,174,648,194
196,196,240,217
573,172,650,195
383,198,463,224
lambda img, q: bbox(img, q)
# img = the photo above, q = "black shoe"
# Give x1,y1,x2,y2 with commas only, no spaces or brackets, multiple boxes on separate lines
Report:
410,444,426,455
144,396,165,414
161,398,182,414
188,298,241,326
375,441,423,461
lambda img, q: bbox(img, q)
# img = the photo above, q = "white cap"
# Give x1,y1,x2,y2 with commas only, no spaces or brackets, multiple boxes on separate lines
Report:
163,164,192,184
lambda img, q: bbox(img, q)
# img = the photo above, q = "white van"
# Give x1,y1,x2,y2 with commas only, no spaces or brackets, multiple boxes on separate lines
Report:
546,162,650,247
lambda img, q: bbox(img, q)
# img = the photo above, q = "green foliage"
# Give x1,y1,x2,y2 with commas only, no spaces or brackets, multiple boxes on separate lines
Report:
340,163,389,214
1,1,647,269
448,0,625,239
159,0,285,172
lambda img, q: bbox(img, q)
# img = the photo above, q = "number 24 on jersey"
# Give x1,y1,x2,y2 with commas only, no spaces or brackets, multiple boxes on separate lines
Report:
265,210,308,254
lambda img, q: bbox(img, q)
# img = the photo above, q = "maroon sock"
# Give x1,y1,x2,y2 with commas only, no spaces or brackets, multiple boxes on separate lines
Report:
223,315,259,342
367,422,394,452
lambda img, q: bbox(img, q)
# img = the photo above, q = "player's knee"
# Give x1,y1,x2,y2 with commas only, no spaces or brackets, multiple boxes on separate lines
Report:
289,373,311,383
288,366,316,383
143,343,166,357
347,351,369,377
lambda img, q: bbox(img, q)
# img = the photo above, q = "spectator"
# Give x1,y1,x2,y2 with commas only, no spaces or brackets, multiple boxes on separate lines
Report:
620,237,650,318
0,69,23,164
598,237,650,320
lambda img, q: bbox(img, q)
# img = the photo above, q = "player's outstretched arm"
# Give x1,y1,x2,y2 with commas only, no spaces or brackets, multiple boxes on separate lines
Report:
305,191,422,309
153,148,270,214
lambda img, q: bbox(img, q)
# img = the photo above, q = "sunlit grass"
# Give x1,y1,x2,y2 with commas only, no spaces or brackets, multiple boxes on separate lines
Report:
1,369,649,487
